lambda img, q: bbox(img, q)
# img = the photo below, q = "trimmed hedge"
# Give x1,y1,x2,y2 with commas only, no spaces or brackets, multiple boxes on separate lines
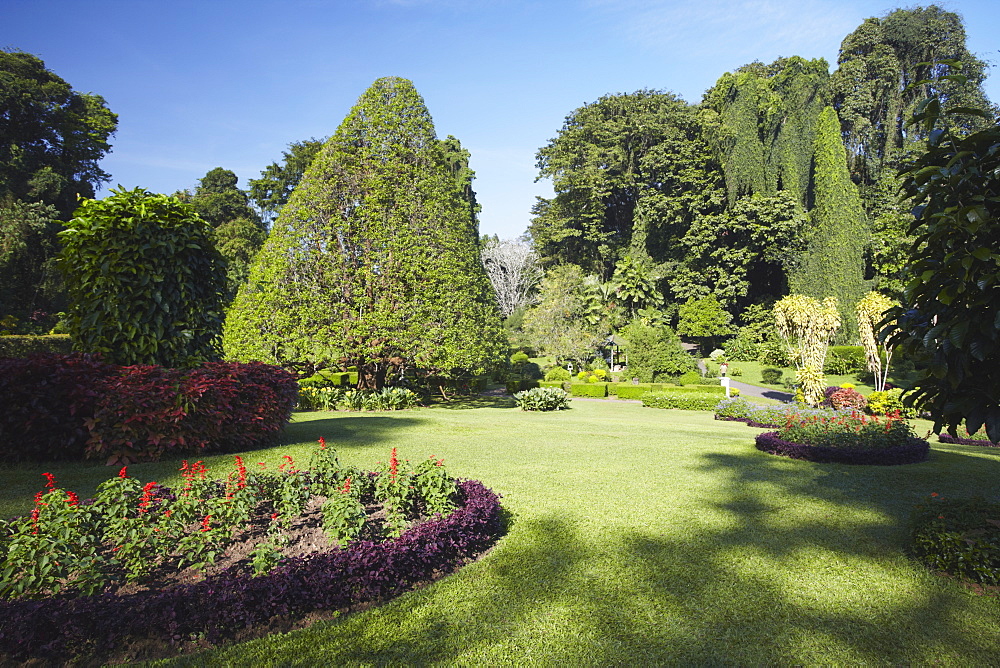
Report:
0,479,505,664
0,354,297,464
754,431,930,465
538,380,570,391
0,334,73,358
570,382,608,398
642,391,722,411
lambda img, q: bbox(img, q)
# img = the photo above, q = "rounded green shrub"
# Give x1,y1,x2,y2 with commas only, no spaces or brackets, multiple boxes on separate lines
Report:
513,386,570,411
761,368,783,384
544,366,571,382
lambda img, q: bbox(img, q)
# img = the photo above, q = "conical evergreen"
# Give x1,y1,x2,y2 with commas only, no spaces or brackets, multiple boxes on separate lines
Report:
789,106,869,341
223,77,506,387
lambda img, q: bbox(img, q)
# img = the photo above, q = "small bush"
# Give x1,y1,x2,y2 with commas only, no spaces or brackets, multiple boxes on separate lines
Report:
513,386,570,411
0,334,74,358
677,370,703,386
830,387,867,411
825,346,866,375
642,392,721,411
867,388,917,418
570,383,608,398
760,368,783,384
544,366,571,382
911,494,1000,585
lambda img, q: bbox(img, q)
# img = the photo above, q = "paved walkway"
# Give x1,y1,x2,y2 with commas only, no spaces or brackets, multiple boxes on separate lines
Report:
728,379,794,403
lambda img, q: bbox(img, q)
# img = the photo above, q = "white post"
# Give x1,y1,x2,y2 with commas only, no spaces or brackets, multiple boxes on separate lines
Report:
721,376,731,398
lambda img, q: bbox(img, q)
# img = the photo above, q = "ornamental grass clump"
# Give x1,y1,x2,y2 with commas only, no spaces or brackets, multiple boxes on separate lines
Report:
513,386,570,411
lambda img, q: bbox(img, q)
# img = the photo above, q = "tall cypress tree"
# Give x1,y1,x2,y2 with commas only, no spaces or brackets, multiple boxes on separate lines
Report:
789,106,869,341
223,77,506,387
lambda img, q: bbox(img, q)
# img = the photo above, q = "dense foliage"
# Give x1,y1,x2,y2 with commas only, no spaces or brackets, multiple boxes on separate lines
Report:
0,51,117,327
224,77,505,388
887,94,1000,442
59,188,228,367
513,386,570,411
911,494,1000,586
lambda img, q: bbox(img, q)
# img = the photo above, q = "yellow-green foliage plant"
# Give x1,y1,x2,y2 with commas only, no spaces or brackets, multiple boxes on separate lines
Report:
774,294,841,405
856,291,896,392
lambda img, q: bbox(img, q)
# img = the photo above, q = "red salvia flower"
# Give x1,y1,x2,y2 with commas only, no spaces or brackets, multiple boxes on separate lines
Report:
65,491,79,506
234,455,247,490
280,455,295,472
118,466,128,478
42,472,57,489
389,447,399,484
318,436,327,450
201,515,212,532
341,476,352,495
138,482,157,514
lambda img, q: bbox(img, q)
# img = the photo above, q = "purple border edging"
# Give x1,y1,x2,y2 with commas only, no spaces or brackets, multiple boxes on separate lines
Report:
938,434,1000,448
0,479,504,662
754,431,930,465
714,415,782,428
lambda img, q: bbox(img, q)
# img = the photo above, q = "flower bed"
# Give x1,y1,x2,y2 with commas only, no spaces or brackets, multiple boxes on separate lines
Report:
753,410,929,465
714,397,850,428
0,447,505,663
937,425,1000,448
755,431,930,465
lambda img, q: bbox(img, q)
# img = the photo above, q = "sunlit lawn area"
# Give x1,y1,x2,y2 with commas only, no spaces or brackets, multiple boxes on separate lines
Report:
4,398,999,664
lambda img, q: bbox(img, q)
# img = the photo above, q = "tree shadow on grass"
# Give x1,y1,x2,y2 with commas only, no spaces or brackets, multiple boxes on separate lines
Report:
281,415,427,450
425,394,518,410
165,446,1000,666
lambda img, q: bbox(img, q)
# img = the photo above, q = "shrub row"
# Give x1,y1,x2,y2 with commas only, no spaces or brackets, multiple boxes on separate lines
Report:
754,431,929,465
0,479,504,664
0,354,297,464
0,334,73,358
642,392,724,411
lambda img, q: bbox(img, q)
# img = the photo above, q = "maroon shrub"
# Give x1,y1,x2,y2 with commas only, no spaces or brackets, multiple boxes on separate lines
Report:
0,354,112,461
755,431,929,465
85,362,298,465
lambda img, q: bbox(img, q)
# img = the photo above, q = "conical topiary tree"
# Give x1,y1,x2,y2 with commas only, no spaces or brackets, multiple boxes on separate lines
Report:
223,77,506,388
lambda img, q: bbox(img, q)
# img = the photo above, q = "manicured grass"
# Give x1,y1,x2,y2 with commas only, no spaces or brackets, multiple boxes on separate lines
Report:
4,400,1000,664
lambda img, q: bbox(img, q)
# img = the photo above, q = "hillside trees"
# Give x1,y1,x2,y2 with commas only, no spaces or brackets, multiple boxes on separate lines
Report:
223,77,506,389
58,188,227,367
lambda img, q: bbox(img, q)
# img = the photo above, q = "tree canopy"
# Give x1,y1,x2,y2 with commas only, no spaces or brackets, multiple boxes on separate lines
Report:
223,77,506,388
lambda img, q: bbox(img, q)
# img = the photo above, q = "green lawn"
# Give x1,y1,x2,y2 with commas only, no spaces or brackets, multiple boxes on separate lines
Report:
4,400,1000,665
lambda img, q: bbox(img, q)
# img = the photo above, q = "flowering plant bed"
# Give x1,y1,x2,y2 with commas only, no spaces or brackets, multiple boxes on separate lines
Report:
937,425,1000,448
715,397,852,428
754,411,929,465
0,442,504,663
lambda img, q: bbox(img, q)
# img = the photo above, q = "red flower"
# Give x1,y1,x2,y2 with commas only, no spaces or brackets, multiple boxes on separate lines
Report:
318,436,327,450
280,455,295,472
65,491,79,506
389,447,399,484
270,512,278,521
931,492,939,497
138,482,158,513
42,472,57,489
118,466,128,478
234,456,247,490
341,476,352,495
200,515,212,532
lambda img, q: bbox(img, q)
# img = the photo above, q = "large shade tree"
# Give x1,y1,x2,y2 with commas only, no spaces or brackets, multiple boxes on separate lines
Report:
223,77,506,388
0,50,117,326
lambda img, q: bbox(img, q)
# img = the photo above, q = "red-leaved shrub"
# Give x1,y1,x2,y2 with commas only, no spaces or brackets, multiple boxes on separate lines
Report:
0,354,297,464
830,388,867,411
0,354,112,461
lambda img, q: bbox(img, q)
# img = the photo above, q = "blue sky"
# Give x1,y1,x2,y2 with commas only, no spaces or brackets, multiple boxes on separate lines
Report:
6,0,999,239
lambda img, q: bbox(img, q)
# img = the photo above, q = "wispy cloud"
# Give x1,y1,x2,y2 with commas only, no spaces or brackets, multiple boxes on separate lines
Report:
585,0,861,62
